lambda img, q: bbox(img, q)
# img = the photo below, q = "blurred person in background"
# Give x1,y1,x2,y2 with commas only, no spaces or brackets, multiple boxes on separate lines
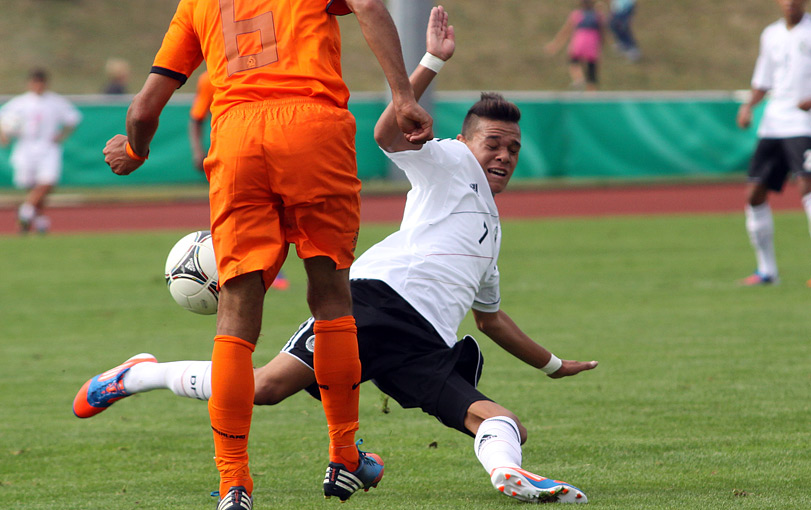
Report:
545,0,606,91
103,58,131,95
609,0,640,61
189,70,215,172
737,0,811,286
0,68,81,234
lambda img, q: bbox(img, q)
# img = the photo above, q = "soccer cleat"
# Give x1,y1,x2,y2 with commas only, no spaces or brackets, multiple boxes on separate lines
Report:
72,353,157,418
490,467,588,504
739,271,778,286
323,442,384,502
270,273,290,291
216,486,252,510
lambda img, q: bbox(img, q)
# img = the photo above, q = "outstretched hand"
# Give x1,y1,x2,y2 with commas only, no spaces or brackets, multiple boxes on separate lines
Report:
426,5,455,61
548,359,599,379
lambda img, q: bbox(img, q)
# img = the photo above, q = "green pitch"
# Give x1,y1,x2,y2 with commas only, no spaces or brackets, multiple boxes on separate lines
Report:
1,213,809,509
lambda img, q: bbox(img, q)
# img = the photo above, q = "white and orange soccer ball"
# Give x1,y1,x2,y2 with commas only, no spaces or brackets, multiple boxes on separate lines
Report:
164,230,218,315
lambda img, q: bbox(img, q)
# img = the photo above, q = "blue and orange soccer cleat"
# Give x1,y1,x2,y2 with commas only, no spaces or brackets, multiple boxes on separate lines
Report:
739,271,778,286
490,467,588,504
323,441,384,502
72,353,157,418
270,273,290,291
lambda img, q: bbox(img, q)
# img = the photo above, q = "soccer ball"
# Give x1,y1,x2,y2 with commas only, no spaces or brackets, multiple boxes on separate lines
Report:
0,112,23,138
164,230,219,315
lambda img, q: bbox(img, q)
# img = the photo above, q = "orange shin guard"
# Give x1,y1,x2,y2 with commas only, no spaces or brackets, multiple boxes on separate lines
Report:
313,316,361,469
209,335,255,495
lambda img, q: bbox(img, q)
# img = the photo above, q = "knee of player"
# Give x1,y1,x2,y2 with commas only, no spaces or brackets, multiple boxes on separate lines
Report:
502,413,528,444
253,384,284,406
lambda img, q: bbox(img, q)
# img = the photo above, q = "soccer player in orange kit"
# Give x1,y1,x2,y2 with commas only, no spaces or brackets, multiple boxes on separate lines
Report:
99,1,433,508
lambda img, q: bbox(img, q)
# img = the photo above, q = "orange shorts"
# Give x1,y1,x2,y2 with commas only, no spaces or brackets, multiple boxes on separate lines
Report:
205,99,361,289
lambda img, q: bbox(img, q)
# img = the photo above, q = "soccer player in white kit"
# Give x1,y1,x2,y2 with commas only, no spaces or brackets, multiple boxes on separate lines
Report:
73,7,597,504
0,68,81,233
737,0,811,285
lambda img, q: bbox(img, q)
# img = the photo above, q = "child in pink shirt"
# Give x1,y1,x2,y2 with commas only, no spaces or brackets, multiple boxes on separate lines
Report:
545,0,606,91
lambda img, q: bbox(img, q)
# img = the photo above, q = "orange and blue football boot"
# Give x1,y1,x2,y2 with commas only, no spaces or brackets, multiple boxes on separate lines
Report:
490,467,588,504
72,353,157,418
740,271,778,286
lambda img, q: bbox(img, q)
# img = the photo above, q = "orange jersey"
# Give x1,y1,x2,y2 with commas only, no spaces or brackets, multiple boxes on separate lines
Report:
153,0,350,122
189,71,215,122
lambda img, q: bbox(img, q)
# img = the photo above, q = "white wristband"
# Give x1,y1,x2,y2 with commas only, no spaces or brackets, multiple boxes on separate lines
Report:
419,52,445,73
541,354,562,375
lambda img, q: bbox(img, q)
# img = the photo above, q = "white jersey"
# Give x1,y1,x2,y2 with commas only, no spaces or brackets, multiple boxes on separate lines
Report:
350,139,501,347
751,14,811,138
0,91,81,149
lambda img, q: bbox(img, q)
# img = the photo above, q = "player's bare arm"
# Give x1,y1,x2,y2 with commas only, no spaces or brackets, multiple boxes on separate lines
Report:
346,0,434,143
737,89,768,129
104,74,179,176
374,6,454,153
472,308,598,378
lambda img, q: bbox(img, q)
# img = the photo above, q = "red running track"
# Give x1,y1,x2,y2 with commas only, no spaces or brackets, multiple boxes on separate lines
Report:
0,181,805,235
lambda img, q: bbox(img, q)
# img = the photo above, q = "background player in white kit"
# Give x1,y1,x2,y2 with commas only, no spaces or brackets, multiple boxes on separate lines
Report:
737,0,811,285
74,7,597,504
0,68,81,233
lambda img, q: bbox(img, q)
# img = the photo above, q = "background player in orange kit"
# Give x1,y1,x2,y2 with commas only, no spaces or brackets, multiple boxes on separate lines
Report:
188,70,215,172
99,0,433,508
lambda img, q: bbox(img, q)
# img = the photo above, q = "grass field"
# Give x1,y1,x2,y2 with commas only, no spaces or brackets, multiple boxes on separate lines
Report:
1,213,809,509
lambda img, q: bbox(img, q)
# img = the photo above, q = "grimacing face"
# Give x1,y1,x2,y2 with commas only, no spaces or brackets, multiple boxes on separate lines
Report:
457,119,521,195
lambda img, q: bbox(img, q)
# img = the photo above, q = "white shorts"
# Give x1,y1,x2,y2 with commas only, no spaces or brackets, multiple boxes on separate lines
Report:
11,143,63,188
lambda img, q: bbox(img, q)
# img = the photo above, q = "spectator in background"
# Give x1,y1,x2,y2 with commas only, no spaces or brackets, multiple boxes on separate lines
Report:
609,0,640,62
103,58,131,95
545,0,606,91
0,68,81,234
188,70,291,292
737,0,811,286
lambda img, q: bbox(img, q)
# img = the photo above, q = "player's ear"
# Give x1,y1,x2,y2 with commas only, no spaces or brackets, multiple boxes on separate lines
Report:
456,134,466,142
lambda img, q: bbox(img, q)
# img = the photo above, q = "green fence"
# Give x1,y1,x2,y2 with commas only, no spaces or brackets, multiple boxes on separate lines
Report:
0,92,760,188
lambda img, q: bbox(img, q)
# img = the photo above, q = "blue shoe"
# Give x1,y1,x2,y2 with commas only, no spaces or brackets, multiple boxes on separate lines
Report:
490,467,588,503
72,353,157,418
740,271,778,286
323,441,384,501
216,486,252,510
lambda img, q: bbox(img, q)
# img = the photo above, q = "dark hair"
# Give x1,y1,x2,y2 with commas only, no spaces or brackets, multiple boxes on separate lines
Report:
461,92,521,138
29,68,48,83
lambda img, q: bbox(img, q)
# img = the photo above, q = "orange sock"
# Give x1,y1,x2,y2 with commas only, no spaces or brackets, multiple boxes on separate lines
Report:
209,335,255,496
313,316,361,470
